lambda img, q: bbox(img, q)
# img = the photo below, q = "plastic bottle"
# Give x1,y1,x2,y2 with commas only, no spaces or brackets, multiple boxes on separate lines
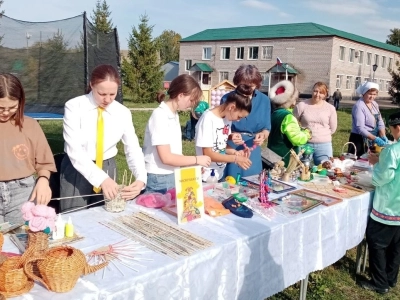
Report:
65,217,74,238
206,169,218,187
53,214,65,240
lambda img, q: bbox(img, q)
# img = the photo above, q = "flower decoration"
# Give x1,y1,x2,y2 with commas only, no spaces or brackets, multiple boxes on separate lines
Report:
21,202,56,234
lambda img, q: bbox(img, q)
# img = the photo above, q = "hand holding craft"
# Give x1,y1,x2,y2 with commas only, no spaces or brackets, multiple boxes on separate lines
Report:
231,133,244,145
29,176,52,205
196,155,211,167
253,131,268,146
100,177,119,200
121,180,145,200
374,136,386,147
235,155,252,170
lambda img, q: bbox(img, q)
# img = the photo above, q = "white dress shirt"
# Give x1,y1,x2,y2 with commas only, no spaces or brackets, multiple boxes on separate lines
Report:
143,102,182,174
63,92,147,187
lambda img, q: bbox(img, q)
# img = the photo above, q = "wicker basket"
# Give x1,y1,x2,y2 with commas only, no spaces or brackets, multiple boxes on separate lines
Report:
24,245,108,293
20,230,49,277
0,256,34,297
341,142,357,160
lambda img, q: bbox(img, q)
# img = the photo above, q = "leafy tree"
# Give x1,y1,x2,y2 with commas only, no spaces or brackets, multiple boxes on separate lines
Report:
386,28,400,47
90,0,113,34
388,61,400,104
122,14,164,103
156,30,181,65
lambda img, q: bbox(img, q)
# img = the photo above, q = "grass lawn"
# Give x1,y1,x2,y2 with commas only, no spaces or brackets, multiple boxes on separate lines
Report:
40,107,400,299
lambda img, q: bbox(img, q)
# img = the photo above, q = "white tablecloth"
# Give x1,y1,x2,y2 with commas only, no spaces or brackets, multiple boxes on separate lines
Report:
4,188,372,300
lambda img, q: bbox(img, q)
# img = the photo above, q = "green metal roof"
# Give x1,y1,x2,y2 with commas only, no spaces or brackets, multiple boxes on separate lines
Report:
181,22,400,54
189,63,213,72
268,63,299,74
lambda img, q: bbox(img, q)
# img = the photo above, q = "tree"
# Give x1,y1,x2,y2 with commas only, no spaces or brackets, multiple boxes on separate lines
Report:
122,14,164,103
156,30,181,65
0,0,4,44
388,61,400,104
90,0,113,34
386,28,400,47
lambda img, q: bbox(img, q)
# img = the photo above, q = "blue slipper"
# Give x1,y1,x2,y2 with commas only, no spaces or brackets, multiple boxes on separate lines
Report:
222,197,253,218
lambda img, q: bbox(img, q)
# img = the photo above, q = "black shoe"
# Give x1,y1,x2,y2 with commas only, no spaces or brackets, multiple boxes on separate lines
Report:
359,280,389,294
389,282,397,288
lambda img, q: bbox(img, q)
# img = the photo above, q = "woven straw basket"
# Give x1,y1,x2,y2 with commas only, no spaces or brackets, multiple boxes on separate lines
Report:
24,246,108,293
20,231,49,277
341,142,357,160
0,257,34,297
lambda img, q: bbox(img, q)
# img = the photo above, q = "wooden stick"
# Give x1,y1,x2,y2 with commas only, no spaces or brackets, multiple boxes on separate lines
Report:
129,173,133,186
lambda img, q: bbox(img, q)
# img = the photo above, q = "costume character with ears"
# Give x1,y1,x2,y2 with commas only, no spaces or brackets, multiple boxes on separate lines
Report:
267,80,311,167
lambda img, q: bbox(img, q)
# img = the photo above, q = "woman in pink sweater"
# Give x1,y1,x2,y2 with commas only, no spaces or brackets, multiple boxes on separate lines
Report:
293,82,337,165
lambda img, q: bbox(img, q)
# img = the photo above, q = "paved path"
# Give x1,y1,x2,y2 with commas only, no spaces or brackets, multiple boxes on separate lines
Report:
128,107,155,111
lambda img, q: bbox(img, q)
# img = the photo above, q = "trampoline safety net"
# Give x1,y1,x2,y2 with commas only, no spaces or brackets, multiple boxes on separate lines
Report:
0,12,122,114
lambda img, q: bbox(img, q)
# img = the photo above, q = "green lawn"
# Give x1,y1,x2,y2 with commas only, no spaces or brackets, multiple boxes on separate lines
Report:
40,107,400,299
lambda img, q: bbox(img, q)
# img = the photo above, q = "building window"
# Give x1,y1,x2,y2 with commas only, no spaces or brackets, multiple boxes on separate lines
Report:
261,72,269,87
382,56,386,68
364,77,370,83
219,71,229,82
236,47,244,60
202,73,210,85
346,76,353,89
374,54,379,65
386,80,390,92
349,48,355,63
358,51,364,64
185,60,192,71
248,46,259,60
339,46,345,61
389,58,393,69
336,75,343,88
261,46,273,60
220,47,230,60
379,79,384,91
366,52,372,65
202,47,211,60
355,76,361,89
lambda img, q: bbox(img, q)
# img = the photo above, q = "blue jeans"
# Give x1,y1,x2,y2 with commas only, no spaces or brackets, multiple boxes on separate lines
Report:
307,142,333,166
145,173,175,194
0,175,35,224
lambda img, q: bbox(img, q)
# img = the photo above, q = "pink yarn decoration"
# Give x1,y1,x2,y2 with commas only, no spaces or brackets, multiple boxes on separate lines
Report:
21,202,56,232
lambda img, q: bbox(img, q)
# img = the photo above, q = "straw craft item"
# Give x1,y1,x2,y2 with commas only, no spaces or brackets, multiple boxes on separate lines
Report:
24,245,108,293
87,240,151,278
101,212,213,259
20,230,49,277
104,185,126,213
0,256,34,297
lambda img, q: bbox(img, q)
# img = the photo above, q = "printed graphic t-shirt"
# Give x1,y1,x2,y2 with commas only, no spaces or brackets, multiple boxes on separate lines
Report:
195,110,232,181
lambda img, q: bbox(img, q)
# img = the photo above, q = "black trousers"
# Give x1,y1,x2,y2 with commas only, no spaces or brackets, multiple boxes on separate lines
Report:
190,113,198,140
366,217,400,289
348,132,368,158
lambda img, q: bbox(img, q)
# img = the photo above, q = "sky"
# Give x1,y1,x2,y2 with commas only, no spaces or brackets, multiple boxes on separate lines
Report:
2,0,400,50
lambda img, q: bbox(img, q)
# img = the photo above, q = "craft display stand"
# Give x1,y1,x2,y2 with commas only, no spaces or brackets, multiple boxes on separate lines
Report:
297,182,365,199
287,189,343,206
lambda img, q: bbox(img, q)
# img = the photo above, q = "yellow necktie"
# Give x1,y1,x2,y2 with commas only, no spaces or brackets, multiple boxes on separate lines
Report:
93,107,104,193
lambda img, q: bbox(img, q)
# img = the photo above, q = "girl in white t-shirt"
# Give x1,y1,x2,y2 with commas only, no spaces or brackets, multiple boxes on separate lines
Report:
195,84,253,181
143,74,211,193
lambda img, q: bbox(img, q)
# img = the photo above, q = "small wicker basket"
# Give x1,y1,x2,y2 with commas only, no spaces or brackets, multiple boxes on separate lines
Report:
104,185,126,213
0,257,33,296
341,142,357,160
24,245,108,293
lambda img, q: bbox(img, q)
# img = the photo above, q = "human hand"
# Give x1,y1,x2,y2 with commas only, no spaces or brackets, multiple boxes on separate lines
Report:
236,150,245,156
196,155,211,167
368,152,379,165
231,133,244,145
121,180,145,200
374,137,386,147
29,177,52,205
253,132,267,146
235,156,252,170
381,136,389,144
101,177,119,200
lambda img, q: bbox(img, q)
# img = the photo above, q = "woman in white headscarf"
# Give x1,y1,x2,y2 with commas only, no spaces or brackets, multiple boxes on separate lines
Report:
348,81,388,158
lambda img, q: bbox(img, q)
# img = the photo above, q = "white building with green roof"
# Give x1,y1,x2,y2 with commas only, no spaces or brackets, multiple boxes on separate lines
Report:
180,22,400,99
